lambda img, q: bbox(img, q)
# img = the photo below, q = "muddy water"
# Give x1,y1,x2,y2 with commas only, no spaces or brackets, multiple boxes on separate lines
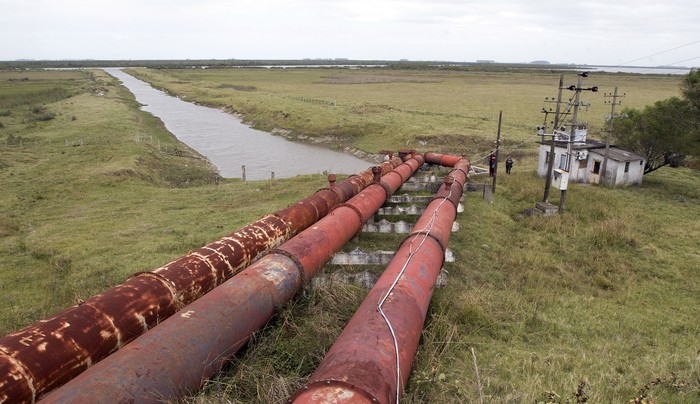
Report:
105,69,374,180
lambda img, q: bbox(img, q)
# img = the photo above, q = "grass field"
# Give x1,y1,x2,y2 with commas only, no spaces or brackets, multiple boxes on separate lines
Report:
126,67,682,165
1,67,698,402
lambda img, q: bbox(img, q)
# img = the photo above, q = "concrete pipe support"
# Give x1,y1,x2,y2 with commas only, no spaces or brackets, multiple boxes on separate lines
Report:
292,156,469,404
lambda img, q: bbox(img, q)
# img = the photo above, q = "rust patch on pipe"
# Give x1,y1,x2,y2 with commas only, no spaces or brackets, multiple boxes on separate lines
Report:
293,153,464,404
1,159,422,403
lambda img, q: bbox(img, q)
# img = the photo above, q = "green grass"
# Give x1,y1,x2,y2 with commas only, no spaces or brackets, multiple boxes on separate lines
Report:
1,67,698,403
0,69,330,334
126,68,682,165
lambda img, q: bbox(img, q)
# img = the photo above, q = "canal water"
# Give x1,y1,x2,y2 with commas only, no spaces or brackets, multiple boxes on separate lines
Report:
105,69,374,180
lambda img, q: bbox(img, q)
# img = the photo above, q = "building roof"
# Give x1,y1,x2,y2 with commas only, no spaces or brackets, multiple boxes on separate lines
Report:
589,146,645,162
538,139,645,162
538,139,606,150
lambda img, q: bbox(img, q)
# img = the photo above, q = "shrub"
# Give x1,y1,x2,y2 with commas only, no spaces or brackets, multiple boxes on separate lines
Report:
32,111,56,121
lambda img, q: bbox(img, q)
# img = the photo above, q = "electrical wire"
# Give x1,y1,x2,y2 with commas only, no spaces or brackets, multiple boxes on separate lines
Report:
376,183,454,403
616,40,700,66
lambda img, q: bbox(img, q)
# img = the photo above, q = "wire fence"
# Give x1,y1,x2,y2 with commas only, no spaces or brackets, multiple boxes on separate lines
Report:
284,95,337,107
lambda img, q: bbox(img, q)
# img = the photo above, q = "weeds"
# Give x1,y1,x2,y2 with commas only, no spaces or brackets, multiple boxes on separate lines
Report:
0,87,71,109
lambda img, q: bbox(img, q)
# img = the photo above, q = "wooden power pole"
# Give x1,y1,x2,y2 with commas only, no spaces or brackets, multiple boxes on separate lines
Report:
492,111,502,194
601,87,624,185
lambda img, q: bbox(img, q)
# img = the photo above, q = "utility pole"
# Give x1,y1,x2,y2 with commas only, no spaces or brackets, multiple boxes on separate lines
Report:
559,73,598,214
543,74,565,203
601,87,624,185
492,110,502,194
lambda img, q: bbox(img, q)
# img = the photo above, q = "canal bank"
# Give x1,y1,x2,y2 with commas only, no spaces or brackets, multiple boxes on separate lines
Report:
105,69,374,181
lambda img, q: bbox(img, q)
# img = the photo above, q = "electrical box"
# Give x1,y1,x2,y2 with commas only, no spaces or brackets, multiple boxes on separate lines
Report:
552,169,569,190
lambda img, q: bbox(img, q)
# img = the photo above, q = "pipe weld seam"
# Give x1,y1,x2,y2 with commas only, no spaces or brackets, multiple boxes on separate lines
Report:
200,247,234,278
383,169,405,184
80,300,125,345
269,213,295,236
267,248,306,286
431,193,461,210
128,271,184,310
453,164,470,178
326,186,346,204
402,231,447,258
0,350,36,401
379,181,394,200
448,169,468,186
335,202,366,227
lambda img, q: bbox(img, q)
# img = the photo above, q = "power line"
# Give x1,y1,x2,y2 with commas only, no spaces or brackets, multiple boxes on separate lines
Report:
617,40,700,66
631,55,700,74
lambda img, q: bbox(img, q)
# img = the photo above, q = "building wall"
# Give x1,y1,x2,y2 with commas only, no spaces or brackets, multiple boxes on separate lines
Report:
589,151,645,186
539,146,646,186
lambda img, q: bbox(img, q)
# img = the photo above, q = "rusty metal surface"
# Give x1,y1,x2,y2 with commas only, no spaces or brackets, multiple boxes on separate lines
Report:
1,164,402,403
292,238,446,404
292,381,375,403
40,157,424,403
151,214,293,307
41,253,303,404
292,166,464,404
45,159,424,403
424,151,463,168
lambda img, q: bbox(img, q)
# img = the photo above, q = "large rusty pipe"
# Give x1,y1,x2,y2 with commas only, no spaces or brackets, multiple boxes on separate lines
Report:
40,156,424,403
292,158,468,404
0,159,404,404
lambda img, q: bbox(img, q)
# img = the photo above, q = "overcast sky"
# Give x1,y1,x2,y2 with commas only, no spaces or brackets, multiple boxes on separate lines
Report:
3,0,699,66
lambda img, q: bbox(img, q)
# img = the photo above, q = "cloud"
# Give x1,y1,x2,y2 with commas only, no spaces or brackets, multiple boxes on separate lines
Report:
2,0,699,65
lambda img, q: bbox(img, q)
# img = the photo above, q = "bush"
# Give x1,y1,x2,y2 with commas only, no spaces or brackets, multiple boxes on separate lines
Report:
0,110,10,117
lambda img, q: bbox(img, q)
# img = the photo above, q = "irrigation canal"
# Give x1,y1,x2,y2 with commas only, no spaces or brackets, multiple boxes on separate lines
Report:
105,68,373,181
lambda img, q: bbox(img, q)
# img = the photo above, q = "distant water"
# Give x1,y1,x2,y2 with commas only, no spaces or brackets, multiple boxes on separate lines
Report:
105,69,374,180
586,66,691,75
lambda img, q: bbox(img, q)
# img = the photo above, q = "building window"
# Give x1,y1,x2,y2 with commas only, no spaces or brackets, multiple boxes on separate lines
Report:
593,161,601,174
559,154,567,169
624,162,630,173
579,159,588,169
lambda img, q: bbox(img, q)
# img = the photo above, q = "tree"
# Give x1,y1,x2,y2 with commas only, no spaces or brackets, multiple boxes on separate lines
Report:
613,97,695,173
613,70,700,174
681,68,700,113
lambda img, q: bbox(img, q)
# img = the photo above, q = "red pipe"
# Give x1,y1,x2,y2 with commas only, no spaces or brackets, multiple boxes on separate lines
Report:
292,157,469,404
0,160,404,404
40,155,425,403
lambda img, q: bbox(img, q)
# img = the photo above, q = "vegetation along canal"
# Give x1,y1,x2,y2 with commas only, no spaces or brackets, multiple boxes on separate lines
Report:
105,68,373,180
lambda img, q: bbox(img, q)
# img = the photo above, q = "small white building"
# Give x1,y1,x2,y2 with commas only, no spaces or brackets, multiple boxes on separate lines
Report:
537,135,646,186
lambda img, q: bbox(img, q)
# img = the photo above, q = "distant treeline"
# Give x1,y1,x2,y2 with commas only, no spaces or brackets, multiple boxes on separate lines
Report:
0,59,578,72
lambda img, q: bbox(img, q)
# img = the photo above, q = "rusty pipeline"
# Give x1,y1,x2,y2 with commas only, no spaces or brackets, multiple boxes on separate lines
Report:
292,159,468,404
40,156,425,403
0,160,405,404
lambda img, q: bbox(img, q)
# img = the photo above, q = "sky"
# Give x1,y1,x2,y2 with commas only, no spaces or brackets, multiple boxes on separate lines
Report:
3,0,700,67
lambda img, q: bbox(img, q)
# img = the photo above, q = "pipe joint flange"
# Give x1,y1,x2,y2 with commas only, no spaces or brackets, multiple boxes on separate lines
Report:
401,231,447,258
378,180,394,199
336,202,366,226
267,248,306,286
269,213,295,235
431,192,461,210
127,271,183,310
